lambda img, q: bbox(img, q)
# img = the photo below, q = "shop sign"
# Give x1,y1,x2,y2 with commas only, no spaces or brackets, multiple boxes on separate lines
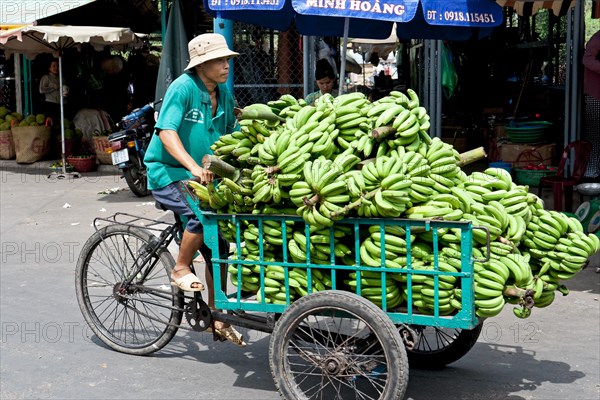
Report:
421,0,503,27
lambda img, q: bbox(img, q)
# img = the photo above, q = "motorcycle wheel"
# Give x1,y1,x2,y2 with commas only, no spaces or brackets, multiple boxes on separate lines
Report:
123,154,151,197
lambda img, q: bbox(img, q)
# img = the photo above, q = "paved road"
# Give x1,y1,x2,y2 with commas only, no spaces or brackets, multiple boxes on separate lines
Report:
0,168,598,400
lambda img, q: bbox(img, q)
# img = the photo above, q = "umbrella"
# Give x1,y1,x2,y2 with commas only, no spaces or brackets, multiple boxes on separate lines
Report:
0,25,144,177
204,0,502,95
0,0,96,25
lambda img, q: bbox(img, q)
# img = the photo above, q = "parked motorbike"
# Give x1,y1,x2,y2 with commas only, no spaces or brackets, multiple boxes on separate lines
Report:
107,101,159,197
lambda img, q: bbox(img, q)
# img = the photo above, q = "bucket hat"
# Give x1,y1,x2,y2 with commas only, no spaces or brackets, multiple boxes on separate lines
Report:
185,33,239,70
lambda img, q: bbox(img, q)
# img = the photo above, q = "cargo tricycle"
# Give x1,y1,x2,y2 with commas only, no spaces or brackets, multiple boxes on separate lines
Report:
75,184,489,399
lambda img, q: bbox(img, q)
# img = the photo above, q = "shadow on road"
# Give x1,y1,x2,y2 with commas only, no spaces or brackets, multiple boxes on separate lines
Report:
86,327,588,398
156,332,276,392
406,342,586,400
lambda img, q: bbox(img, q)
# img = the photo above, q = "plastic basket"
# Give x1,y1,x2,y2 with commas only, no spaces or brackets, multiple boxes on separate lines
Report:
505,121,552,143
513,167,555,186
67,155,97,173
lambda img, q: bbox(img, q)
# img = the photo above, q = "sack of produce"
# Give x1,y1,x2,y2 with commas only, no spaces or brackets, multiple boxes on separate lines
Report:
0,129,15,159
12,125,51,163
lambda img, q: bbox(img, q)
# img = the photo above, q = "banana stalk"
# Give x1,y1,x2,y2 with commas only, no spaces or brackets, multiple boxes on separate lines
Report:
330,189,378,219
202,155,240,181
371,126,396,141
457,146,487,167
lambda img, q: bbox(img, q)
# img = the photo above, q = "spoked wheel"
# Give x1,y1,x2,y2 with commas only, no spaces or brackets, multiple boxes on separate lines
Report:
123,154,150,197
406,321,484,369
269,290,408,400
75,224,183,355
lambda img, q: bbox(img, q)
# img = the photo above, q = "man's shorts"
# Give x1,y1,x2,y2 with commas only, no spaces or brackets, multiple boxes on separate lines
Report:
151,180,203,234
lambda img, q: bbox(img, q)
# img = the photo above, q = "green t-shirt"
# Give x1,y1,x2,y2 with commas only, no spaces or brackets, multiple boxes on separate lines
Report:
144,71,238,190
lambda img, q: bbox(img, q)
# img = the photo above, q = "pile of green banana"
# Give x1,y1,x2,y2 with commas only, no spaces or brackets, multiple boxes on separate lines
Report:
189,90,600,320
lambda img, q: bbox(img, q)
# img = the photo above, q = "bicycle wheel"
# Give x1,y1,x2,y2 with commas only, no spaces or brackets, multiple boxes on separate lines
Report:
406,322,484,369
269,290,408,400
76,224,182,355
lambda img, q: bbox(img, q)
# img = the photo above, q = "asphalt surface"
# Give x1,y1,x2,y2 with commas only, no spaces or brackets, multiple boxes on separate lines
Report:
0,165,599,400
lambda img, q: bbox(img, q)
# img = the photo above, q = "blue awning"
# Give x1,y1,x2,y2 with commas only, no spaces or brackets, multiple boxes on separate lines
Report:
204,0,502,40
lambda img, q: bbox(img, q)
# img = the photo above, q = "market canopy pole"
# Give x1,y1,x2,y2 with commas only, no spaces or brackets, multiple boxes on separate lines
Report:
214,16,235,93
338,18,350,97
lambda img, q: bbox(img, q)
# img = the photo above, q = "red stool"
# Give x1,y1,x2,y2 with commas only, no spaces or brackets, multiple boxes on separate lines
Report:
538,140,592,211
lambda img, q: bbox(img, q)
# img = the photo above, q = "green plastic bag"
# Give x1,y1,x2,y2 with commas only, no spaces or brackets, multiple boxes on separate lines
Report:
441,43,458,99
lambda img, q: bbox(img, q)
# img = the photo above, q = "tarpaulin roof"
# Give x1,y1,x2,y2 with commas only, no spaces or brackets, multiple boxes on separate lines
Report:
0,0,96,25
0,25,144,58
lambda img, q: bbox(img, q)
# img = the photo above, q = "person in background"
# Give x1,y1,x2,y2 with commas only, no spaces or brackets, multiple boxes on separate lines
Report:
305,59,338,106
368,52,385,86
583,30,600,179
39,59,68,122
144,33,245,346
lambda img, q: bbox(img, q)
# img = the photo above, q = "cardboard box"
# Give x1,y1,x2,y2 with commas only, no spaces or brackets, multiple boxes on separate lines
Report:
499,142,556,167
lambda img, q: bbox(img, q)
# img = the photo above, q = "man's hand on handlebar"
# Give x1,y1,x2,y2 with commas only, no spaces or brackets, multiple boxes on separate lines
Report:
190,166,214,185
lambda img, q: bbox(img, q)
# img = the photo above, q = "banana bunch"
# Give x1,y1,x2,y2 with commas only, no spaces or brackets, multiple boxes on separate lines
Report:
259,219,293,247
472,257,511,317
330,93,371,149
344,270,404,309
228,252,279,294
205,182,233,210
242,223,278,256
288,103,340,159
290,159,351,228
412,267,462,316
257,131,312,170
241,264,333,304
268,94,305,118
525,209,600,280
211,130,258,164
425,137,460,179
252,131,316,205
188,180,210,205
350,156,413,217
288,227,352,263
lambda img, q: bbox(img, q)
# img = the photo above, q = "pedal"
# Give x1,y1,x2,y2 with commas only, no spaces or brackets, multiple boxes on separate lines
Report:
184,293,212,332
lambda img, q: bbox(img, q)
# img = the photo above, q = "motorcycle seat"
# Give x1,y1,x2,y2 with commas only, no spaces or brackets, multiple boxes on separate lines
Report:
108,130,129,141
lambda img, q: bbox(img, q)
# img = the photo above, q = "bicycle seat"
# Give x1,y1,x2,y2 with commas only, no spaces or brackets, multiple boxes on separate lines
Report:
154,200,169,211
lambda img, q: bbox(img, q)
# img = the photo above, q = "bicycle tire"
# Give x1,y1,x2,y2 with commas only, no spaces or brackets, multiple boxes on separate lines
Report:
75,224,182,355
269,290,409,400
406,322,484,369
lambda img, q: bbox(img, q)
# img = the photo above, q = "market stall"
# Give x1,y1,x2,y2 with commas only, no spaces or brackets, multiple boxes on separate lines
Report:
0,25,143,175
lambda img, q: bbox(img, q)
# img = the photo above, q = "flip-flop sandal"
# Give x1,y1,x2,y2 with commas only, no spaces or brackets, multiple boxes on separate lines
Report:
213,325,247,347
171,273,205,292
